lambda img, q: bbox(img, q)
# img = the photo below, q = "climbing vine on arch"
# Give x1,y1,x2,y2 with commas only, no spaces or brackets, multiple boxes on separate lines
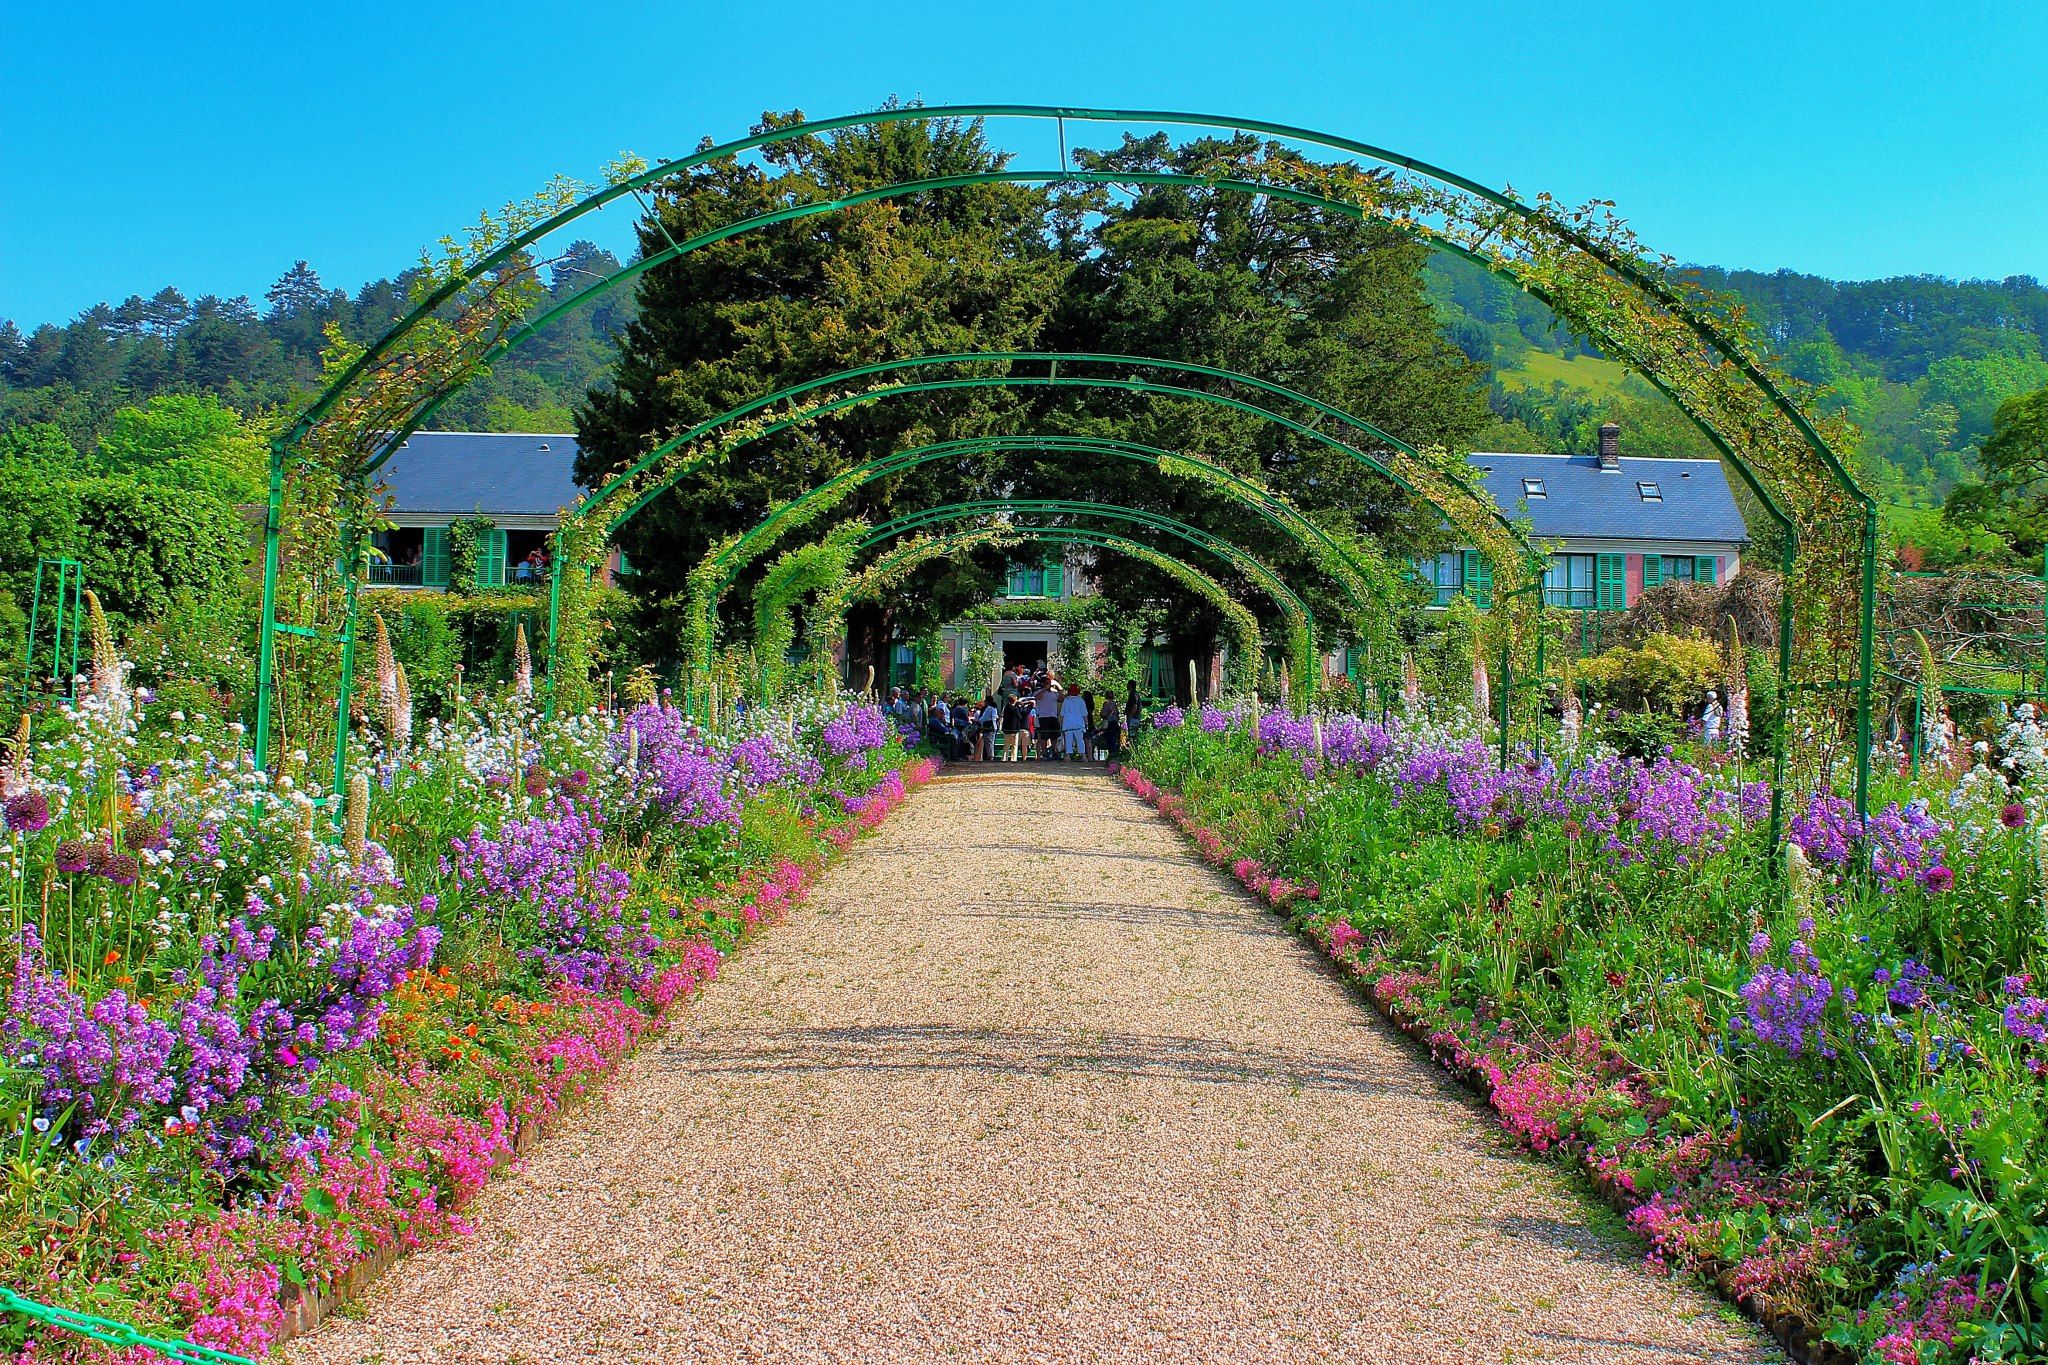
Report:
749,520,868,699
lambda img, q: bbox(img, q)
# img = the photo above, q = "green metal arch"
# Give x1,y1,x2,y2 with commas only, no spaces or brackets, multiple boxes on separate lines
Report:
855,498,1317,687
839,524,1267,697
570,351,1523,556
706,435,1389,611
291,104,1854,509
255,104,1869,810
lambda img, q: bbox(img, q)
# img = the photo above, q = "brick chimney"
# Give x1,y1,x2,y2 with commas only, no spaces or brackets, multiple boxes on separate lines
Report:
1597,421,1621,471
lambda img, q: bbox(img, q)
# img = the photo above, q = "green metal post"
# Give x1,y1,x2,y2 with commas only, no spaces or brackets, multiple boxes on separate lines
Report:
22,565,42,699
1910,682,1922,780
1855,505,1879,817
64,564,81,687
544,525,568,719
329,514,362,816
1768,529,1798,854
253,444,287,769
19,559,86,702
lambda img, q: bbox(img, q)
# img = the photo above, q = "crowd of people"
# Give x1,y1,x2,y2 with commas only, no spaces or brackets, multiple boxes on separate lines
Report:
884,663,1140,763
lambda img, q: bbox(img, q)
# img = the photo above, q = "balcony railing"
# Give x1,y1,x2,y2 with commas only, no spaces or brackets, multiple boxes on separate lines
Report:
368,563,425,587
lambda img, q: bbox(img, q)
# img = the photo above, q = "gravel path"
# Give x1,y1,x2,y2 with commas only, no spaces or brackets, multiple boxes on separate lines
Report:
291,766,1774,1365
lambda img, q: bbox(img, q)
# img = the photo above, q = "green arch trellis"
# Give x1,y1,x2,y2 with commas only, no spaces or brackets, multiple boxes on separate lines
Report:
537,351,1542,707
690,433,1395,669
814,524,1267,696
255,104,1868,810
851,498,1318,692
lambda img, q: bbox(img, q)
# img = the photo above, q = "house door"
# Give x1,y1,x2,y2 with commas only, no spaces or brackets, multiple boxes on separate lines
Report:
1002,639,1049,673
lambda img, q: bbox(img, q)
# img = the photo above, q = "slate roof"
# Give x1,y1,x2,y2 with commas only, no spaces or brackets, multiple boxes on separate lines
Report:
374,432,585,518
1467,452,1748,545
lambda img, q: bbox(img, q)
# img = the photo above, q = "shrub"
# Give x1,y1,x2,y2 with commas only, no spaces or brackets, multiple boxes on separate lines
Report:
1577,632,1719,715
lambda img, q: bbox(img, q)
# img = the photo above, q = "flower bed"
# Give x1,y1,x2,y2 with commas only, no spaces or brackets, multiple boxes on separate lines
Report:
2,659,933,1362
1124,704,2048,1364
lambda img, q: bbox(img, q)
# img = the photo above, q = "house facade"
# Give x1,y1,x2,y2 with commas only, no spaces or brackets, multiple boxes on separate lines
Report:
1421,430,1749,613
367,432,596,589
371,427,1748,691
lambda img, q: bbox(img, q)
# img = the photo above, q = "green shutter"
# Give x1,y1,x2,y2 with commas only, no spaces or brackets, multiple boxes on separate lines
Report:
1043,558,1064,598
1641,554,1661,589
1695,555,1717,586
421,527,450,588
1462,550,1492,609
1596,553,1627,611
475,528,507,588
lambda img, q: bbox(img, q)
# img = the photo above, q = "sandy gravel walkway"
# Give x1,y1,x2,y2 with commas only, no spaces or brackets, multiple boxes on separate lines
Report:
292,766,1774,1365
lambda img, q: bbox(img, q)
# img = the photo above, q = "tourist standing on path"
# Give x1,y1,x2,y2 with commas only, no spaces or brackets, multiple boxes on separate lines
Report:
1034,678,1063,760
1002,689,1032,761
974,694,999,761
1099,690,1125,761
1124,680,1142,735
1060,686,1089,760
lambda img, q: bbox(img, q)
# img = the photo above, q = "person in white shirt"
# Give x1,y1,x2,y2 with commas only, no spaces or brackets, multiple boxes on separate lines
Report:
1059,687,1089,760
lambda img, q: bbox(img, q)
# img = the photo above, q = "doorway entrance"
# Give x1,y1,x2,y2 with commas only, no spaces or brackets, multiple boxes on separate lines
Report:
1002,639,1050,673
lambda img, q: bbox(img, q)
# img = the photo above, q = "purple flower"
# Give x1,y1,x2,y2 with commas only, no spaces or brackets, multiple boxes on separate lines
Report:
1736,962,1835,1058
2001,802,2028,830
54,837,95,873
821,703,890,758
452,803,654,992
4,789,50,833
617,702,741,828
2004,996,2048,1046
6,928,176,1138
1789,793,1862,867
1919,864,1955,893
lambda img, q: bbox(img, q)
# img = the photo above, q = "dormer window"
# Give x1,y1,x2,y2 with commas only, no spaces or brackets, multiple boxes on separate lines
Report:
1637,481,1663,502
1521,477,1546,499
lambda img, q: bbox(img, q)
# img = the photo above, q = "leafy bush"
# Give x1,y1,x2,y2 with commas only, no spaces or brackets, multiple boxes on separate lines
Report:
1577,632,1719,714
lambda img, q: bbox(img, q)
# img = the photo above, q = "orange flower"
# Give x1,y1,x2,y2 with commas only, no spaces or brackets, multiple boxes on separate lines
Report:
102,950,121,966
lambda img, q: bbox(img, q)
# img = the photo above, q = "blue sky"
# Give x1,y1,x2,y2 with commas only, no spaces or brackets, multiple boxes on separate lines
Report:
3,0,2042,327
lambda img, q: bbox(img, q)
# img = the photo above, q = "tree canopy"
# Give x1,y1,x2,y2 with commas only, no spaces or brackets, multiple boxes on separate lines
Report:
572,116,1490,683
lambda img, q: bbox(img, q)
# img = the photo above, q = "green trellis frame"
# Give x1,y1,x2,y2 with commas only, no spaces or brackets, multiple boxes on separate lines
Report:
824,524,1268,700
254,105,1867,808
851,499,1318,697
695,434,1392,652
539,351,1545,707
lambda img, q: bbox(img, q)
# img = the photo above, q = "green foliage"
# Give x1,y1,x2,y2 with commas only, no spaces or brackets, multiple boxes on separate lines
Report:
1576,632,1721,714
0,248,636,449
751,522,865,698
1945,387,2048,556
0,422,80,476
94,393,268,503
0,475,247,627
445,514,495,598
913,627,945,692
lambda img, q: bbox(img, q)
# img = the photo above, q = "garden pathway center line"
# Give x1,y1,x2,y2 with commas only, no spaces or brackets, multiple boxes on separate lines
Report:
289,767,1775,1365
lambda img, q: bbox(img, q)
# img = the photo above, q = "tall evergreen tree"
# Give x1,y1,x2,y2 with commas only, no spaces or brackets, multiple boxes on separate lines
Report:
574,107,1062,677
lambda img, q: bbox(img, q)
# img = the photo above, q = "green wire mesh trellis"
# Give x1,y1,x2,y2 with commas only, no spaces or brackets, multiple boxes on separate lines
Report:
0,1287,255,1365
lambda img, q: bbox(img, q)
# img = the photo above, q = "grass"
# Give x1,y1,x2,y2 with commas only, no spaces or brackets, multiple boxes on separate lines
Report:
1496,349,1635,400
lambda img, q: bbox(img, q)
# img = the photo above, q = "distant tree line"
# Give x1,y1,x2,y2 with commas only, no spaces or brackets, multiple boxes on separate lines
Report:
0,241,636,451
